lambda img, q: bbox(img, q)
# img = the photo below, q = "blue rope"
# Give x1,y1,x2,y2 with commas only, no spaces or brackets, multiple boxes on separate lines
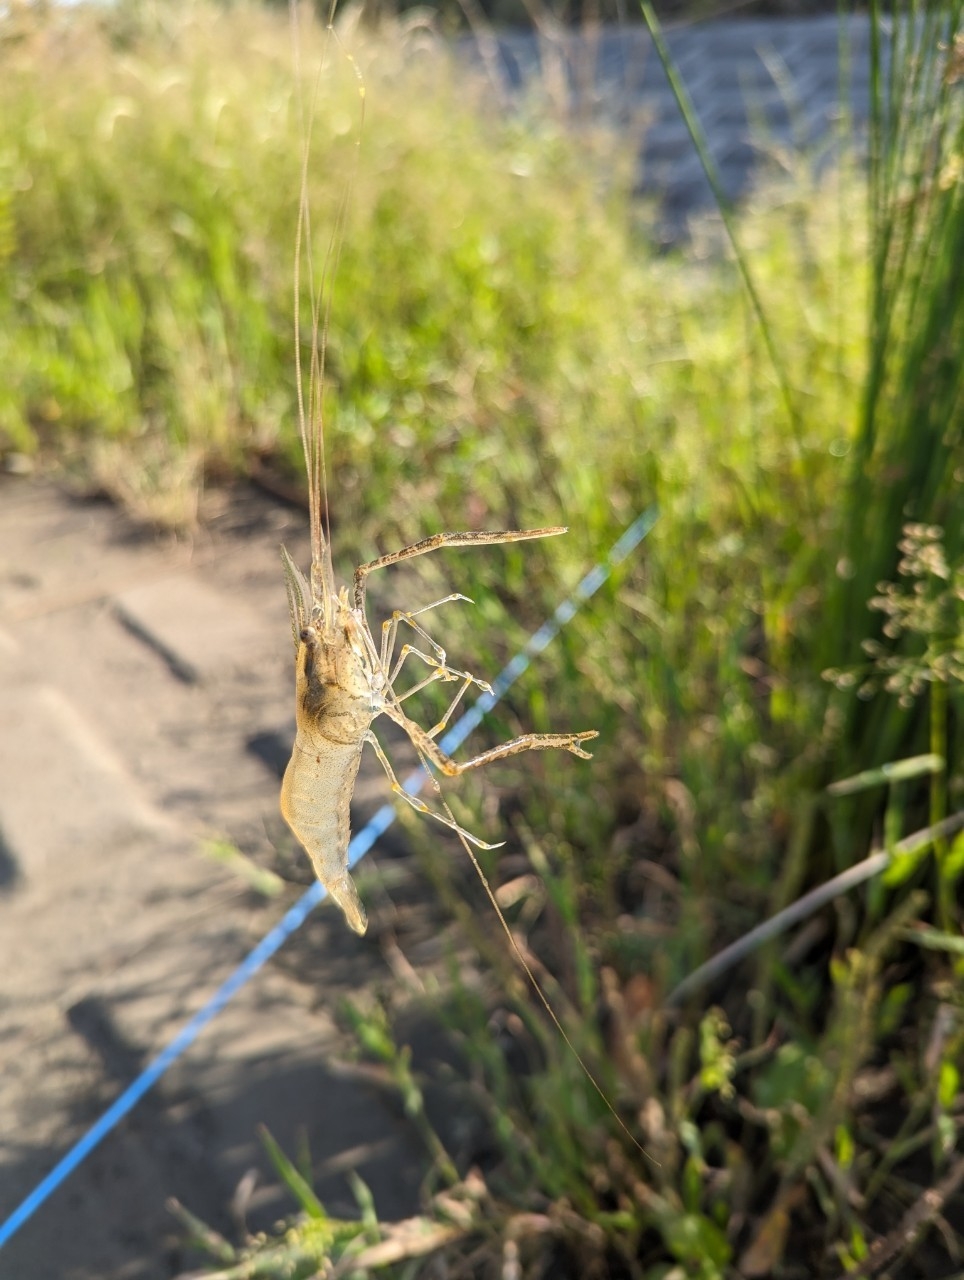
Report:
0,506,657,1250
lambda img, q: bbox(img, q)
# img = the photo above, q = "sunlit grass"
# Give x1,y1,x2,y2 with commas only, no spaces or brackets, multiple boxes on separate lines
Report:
4,0,963,1275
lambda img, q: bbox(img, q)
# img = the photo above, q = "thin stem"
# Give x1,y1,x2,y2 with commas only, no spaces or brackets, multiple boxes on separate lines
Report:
638,1,811,519
666,811,964,1006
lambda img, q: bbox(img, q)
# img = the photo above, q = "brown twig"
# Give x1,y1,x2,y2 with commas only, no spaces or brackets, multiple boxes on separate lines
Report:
833,1153,964,1280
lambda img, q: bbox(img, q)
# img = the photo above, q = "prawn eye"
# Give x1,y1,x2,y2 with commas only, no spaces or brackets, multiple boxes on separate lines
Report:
300,625,318,647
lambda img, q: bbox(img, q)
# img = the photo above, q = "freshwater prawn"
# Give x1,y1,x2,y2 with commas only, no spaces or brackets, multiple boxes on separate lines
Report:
279,5,597,938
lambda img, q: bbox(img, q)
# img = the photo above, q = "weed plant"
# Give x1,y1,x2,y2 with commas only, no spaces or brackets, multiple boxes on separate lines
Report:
3,0,963,1276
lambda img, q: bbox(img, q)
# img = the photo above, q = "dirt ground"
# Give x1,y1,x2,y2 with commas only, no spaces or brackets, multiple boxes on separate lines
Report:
0,477,475,1279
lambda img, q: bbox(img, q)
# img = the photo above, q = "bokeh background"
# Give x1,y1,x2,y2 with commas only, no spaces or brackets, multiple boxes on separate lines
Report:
0,1,962,1276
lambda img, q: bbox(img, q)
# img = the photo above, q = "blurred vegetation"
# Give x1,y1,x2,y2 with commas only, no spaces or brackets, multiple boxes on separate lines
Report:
339,0,854,37
2,0,963,1276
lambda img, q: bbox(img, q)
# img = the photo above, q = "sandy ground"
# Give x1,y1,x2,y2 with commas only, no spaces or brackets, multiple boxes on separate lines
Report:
0,477,472,1279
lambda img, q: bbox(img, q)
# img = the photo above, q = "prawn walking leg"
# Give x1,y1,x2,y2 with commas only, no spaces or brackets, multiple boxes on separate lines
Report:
380,593,472,675
362,731,503,850
355,527,599,775
384,702,599,776
353,527,568,611
392,669,478,740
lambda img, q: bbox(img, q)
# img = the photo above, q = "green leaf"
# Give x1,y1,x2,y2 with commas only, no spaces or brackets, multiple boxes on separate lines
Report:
662,1212,732,1271
258,1125,328,1220
835,1124,856,1172
938,1059,960,1110
348,1172,381,1239
897,926,964,956
827,754,945,797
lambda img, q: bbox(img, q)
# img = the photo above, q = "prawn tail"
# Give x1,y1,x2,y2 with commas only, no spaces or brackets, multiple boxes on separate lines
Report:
327,870,367,936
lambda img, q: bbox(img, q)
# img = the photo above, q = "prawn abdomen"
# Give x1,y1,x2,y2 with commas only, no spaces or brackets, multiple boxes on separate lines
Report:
280,734,368,935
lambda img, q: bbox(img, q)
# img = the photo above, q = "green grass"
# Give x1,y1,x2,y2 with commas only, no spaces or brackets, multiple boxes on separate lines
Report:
3,0,963,1275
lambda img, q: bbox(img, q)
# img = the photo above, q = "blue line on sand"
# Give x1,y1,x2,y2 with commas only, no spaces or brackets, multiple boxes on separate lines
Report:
0,505,657,1250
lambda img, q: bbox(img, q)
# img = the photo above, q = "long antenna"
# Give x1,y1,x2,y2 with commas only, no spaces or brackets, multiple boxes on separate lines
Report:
290,0,364,626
